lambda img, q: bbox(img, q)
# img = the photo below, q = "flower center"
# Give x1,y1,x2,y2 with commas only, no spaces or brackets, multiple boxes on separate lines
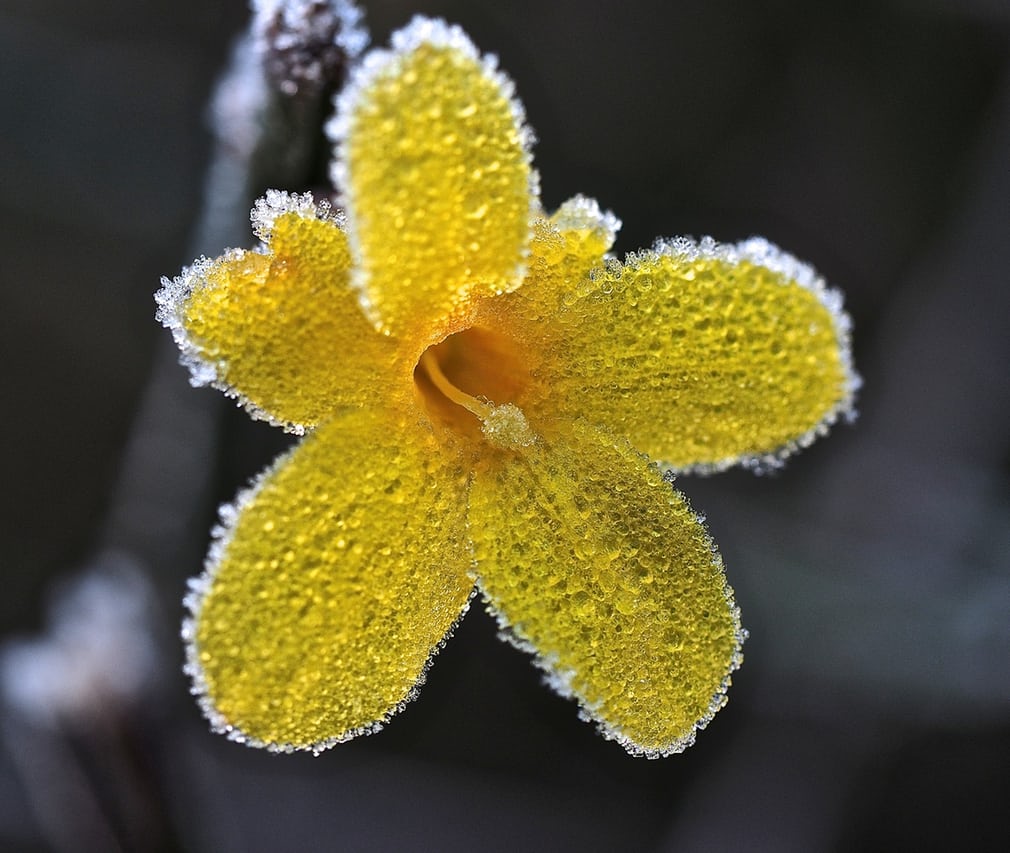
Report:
414,327,536,450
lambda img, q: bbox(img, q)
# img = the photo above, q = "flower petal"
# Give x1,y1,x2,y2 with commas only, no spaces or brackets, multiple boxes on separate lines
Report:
526,237,859,471
157,192,394,432
469,419,744,756
330,17,535,334
185,408,474,752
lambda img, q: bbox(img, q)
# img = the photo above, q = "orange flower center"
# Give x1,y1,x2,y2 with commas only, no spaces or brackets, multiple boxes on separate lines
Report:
414,326,536,449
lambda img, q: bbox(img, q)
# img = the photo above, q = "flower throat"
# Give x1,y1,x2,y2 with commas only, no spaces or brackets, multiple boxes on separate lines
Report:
414,327,536,450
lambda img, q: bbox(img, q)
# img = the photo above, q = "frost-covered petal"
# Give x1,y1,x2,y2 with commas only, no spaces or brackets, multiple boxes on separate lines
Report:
527,237,858,471
469,419,743,756
185,408,474,752
329,16,536,334
156,192,394,432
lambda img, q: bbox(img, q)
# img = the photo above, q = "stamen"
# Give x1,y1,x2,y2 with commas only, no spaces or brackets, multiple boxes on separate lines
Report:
419,349,492,419
417,348,536,449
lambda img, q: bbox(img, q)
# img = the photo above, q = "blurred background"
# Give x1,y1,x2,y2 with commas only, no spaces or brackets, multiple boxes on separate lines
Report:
2,0,1008,850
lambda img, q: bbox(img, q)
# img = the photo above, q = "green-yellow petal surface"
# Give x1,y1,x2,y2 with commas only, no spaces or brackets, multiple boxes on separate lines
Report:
524,238,856,470
334,18,533,335
187,409,474,752
469,419,743,755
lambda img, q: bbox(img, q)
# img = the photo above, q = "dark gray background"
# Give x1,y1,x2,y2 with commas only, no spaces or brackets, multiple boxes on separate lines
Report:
2,1,1008,850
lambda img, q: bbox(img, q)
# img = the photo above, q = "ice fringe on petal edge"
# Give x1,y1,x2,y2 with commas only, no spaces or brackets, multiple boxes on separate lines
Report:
552,194,622,248
251,188,343,239
181,440,476,755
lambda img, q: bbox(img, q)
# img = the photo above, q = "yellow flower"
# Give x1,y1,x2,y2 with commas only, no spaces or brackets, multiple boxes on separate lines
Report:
157,17,857,757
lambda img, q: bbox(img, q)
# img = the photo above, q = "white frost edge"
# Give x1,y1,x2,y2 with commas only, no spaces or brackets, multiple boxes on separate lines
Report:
472,484,746,759
182,437,477,755
155,191,340,436
551,194,622,251
251,187,343,239
251,0,370,64
621,234,862,475
325,15,540,333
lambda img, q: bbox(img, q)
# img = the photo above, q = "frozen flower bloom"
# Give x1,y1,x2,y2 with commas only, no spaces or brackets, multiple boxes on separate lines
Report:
157,17,857,757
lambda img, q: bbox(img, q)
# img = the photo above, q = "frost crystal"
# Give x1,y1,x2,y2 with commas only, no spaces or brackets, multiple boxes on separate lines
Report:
481,403,537,450
251,189,338,240
552,194,622,247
